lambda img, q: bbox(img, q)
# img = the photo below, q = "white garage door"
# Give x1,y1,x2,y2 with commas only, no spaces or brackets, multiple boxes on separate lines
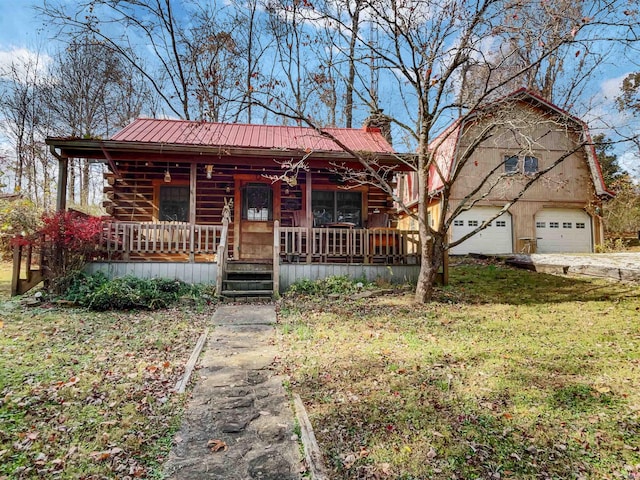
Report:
535,209,592,253
450,207,513,255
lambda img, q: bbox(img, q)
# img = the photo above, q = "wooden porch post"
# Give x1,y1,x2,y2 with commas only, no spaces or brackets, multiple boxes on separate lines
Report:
56,155,68,212
306,170,312,264
189,163,197,262
11,242,21,297
273,220,280,296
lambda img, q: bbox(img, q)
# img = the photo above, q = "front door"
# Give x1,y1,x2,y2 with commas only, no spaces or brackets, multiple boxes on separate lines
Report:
238,182,276,260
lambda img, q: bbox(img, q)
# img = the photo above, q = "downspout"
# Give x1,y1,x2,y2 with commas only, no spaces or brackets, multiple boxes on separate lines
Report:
49,145,68,212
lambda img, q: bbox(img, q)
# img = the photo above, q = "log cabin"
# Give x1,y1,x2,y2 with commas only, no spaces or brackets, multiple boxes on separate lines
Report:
26,115,421,298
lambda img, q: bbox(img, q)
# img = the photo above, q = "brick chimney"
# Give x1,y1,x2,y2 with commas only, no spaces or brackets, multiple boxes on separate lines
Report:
363,109,392,145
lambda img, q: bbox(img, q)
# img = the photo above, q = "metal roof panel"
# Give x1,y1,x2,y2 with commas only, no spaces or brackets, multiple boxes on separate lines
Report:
111,119,395,154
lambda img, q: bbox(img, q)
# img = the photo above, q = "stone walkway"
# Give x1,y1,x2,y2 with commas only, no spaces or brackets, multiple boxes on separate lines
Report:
164,304,303,480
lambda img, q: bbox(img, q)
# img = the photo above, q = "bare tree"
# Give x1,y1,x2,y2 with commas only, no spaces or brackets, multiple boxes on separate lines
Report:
0,52,49,206
181,9,243,122
257,0,637,302
40,0,249,121
43,38,147,206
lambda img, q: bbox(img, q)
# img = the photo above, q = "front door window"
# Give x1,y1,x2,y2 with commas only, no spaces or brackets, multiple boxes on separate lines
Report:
242,183,273,221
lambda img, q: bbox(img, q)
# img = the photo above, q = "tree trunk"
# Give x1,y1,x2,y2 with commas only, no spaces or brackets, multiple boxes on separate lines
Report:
414,226,444,303
344,0,362,128
81,158,89,207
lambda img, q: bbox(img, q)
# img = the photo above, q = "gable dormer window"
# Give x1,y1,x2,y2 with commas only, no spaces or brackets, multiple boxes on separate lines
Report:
505,155,519,174
504,155,539,175
523,156,538,174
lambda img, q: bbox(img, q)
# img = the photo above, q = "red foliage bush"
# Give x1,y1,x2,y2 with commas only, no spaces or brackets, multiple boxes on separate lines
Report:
39,210,102,252
16,210,104,294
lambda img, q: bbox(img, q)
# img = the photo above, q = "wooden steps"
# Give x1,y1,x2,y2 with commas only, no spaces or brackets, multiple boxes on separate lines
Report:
221,261,274,300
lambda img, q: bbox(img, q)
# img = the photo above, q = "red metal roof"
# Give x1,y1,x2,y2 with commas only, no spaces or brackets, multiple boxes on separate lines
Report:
111,118,395,154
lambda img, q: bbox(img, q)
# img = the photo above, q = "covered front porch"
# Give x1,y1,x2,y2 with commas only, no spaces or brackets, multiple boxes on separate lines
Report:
11,216,422,296
93,217,422,295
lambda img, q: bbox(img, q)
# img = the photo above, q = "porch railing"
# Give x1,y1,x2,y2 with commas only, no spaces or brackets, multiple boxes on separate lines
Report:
101,221,223,258
277,225,421,264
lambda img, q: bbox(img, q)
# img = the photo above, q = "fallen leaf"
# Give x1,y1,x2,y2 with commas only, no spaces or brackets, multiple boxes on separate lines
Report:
343,453,357,469
207,439,228,452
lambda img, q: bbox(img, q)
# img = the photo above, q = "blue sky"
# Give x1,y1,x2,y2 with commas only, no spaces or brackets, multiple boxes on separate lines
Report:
0,1,43,50
0,0,638,176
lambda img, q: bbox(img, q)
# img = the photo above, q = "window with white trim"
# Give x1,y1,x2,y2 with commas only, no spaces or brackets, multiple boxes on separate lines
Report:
563,222,572,229
576,222,586,229
453,220,464,226
496,220,506,227
550,222,559,228
536,221,546,228
468,220,479,227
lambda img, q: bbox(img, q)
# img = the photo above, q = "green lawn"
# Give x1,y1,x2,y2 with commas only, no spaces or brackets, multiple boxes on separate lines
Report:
0,261,11,300
0,263,213,479
278,263,640,479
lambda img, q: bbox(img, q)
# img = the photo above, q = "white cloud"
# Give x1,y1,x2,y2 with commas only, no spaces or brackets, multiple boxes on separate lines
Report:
0,47,51,82
618,148,640,177
599,72,630,100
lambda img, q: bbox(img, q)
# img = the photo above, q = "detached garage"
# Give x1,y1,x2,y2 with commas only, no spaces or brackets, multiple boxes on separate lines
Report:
450,207,513,255
535,208,592,253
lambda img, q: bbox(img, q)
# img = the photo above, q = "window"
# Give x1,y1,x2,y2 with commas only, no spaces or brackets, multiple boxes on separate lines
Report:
576,222,586,229
563,222,572,229
536,221,546,228
505,155,539,174
524,156,538,174
550,222,559,228
159,186,189,222
242,183,273,221
505,155,519,174
453,219,464,226
468,220,479,227
312,190,362,226
496,220,506,227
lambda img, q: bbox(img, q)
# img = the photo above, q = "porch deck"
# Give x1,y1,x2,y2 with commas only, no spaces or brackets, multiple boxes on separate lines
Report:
12,220,423,296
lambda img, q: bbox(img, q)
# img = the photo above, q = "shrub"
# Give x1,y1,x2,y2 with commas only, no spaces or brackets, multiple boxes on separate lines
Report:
286,275,371,296
0,198,41,260
595,237,627,253
64,273,215,311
